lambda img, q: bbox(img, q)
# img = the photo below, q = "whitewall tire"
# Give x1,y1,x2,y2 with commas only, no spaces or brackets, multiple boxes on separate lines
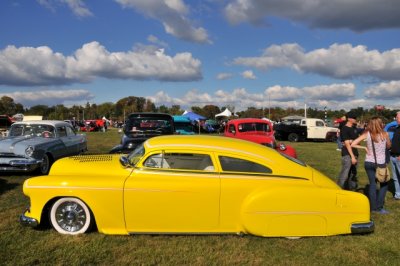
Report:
50,197,92,235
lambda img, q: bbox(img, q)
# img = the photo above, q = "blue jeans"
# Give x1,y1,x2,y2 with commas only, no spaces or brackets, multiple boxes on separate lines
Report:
337,155,358,190
337,136,343,149
390,156,400,198
364,161,388,211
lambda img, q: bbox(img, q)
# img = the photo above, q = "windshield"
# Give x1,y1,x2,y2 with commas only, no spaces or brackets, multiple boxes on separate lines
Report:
127,143,145,166
9,124,56,138
125,117,173,134
238,122,270,133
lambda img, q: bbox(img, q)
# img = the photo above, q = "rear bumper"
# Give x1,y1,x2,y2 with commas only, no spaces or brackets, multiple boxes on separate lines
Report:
351,221,374,234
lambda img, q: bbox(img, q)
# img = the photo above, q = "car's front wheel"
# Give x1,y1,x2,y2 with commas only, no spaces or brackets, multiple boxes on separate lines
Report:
39,153,52,175
50,197,92,235
288,133,299,142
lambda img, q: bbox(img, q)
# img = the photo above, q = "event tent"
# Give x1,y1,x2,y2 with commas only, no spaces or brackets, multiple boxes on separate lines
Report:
215,108,232,117
182,111,206,121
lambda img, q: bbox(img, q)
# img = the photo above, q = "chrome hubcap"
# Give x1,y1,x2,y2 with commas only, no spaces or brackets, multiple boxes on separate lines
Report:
55,202,87,232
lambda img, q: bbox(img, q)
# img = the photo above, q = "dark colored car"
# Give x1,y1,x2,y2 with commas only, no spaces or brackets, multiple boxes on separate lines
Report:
110,113,174,153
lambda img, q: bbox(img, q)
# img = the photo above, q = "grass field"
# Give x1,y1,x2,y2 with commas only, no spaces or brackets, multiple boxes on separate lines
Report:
1,129,400,265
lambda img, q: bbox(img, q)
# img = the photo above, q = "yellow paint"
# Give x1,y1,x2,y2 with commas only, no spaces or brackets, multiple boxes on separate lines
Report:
22,135,371,237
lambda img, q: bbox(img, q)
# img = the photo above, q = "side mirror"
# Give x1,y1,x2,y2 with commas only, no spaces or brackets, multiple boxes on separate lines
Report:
119,156,130,168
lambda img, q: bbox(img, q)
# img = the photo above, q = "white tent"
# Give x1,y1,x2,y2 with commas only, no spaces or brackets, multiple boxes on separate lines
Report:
215,108,232,118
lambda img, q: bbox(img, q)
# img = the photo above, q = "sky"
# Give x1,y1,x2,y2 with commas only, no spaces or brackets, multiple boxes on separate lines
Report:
1,0,400,112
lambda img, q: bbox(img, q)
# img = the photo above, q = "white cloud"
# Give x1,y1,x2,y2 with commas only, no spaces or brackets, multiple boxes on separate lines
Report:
0,42,202,86
224,0,400,31
303,83,356,100
241,70,256,79
148,83,362,111
62,0,93,17
364,81,400,100
264,85,303,101
115,0,210,43
147,35,168,48
216,72,233,80
233,43,400,80
38,0,93,17
0,89,94,106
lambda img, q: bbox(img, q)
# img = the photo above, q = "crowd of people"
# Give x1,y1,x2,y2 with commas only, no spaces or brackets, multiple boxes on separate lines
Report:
336,111,400,214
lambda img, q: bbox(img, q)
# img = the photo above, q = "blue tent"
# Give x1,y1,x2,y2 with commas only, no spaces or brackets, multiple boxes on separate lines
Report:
183,111,206,121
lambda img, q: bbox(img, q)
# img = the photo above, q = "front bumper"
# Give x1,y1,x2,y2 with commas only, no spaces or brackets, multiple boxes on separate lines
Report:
351,221,375,234
20,214,38,228
0,158,41,172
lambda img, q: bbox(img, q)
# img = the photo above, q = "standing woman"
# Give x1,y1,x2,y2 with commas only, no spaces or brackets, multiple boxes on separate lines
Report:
351,117,391,214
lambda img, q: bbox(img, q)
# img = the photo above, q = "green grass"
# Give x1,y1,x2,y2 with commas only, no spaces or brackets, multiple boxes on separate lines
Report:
1,130,400,265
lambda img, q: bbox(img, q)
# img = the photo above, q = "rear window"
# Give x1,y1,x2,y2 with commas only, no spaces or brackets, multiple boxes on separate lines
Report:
219,156,271,174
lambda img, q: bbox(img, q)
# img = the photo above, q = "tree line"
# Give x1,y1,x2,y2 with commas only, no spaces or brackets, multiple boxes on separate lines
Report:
0,95,397,124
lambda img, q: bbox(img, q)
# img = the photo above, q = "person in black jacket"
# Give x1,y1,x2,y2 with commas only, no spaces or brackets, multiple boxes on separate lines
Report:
337,112,359,190
389,111,400,200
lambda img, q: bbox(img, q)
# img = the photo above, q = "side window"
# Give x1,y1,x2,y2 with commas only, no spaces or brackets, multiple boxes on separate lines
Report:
316,121,324,127
66,126,76,136
144,153,214,171
228,124,236,133
219,156,271,174
57,126,67,137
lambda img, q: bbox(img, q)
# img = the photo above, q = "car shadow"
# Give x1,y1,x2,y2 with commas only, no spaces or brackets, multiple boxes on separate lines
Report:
0,177,19,195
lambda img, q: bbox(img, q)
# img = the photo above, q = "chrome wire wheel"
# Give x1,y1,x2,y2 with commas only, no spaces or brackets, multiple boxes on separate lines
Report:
50,197,91,235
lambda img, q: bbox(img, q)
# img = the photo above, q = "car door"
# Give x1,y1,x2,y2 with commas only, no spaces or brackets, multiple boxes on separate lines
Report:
312,120,327,139
124,151,220,233
56,125,77,155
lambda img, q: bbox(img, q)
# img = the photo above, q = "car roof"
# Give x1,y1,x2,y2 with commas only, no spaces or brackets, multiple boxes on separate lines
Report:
12,120,72,127
144,135,274,157
127,113,172,120
228,118,271,124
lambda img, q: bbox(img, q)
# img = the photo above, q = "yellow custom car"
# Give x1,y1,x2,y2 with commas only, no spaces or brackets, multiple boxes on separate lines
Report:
20,135,373,237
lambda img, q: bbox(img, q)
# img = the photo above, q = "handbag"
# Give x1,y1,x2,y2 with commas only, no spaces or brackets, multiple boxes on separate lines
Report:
371,133,391,183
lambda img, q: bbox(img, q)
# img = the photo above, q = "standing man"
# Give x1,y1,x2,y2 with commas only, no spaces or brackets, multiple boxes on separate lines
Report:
337,112,359,190
388,111,400,200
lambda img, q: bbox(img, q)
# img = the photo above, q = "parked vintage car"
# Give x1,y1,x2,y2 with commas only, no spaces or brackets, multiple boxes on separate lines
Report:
20,135,373,237
173,115,195,135
0,120,87,174
110,113,174,153
224,118,297,158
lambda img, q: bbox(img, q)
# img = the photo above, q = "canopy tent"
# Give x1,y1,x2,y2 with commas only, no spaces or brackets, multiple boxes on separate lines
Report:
215,108,232,118
182,111,206,121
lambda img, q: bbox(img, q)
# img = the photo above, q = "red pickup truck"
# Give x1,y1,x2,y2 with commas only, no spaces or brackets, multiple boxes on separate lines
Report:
224,118,297,158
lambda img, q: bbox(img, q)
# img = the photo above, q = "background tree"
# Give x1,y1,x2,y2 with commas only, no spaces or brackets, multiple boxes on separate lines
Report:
202,105,220,119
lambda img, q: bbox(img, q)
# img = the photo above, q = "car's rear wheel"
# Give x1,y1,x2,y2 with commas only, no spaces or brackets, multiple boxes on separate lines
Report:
50,197,92,235
288,133,299,142
39,153,52,175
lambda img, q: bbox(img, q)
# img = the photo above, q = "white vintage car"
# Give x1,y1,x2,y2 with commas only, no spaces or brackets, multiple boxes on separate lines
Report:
0,120,87,174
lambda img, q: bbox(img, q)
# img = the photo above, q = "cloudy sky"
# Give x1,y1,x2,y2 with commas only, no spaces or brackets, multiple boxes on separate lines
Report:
1,0,400,111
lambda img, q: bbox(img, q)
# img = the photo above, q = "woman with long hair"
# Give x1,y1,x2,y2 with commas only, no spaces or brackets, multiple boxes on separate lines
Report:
351,117,391,214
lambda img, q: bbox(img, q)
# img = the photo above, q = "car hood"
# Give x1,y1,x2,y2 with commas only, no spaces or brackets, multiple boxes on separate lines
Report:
0,136,52,153
49,154,130,176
